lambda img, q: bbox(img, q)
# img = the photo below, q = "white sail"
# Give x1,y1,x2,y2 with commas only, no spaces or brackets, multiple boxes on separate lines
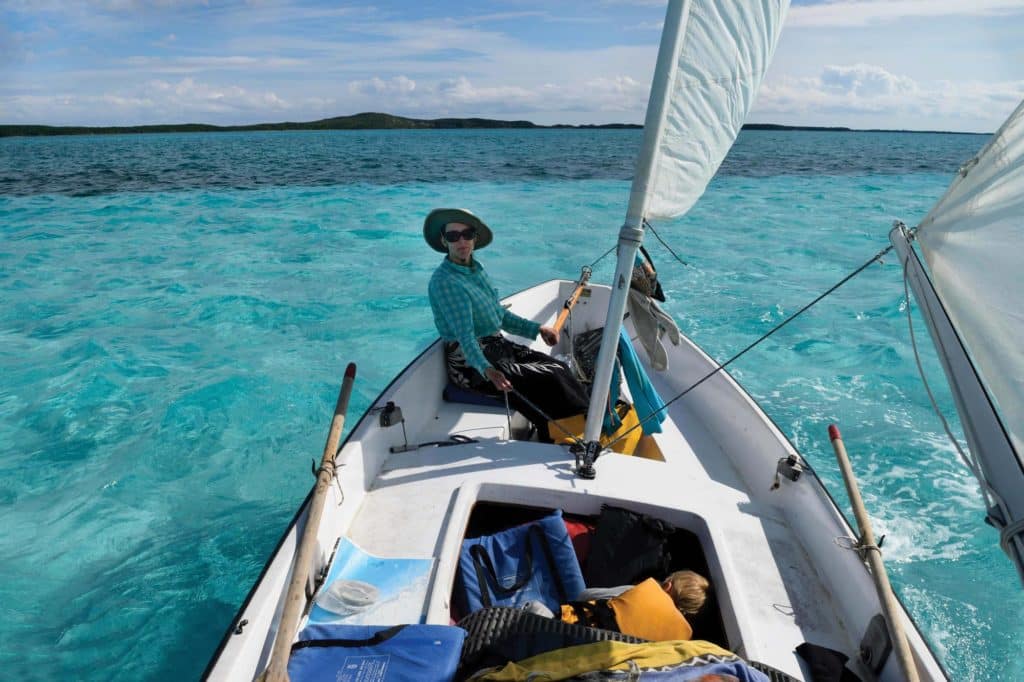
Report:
584,0,789,445
906,97,1024,582
916,99,1024,459
645,0,789,220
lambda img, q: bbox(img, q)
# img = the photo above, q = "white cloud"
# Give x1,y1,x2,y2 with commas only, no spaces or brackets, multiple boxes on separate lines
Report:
787,0,1024,29
819,63,918,98
348,76,417,97
754,63,1023,131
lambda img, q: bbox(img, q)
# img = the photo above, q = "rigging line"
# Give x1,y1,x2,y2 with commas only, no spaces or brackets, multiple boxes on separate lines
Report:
589,245,616,268
507,387,587,449
901,250,1002,514
643,218,689,267
604,242,896,450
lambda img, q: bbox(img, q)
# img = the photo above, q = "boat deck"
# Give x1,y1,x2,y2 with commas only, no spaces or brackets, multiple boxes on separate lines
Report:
343,396,853,680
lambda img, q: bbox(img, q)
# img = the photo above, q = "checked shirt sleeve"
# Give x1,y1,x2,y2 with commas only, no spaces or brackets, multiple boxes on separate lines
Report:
500,309,541,340
429,275,492,375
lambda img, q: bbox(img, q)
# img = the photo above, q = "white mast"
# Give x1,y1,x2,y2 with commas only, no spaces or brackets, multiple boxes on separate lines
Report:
582,0,689,449
581,0,790,462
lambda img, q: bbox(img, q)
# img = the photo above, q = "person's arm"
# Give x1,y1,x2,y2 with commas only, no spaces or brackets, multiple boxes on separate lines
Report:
500,308,541,340
429,277,492,376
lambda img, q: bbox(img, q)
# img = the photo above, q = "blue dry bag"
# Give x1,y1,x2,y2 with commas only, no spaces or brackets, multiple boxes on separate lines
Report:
457,509,586,615
287,623,466,682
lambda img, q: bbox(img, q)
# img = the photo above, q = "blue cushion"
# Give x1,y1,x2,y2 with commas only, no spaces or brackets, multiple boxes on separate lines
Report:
457,509,586,615
288,623,466,682
442,382,505,408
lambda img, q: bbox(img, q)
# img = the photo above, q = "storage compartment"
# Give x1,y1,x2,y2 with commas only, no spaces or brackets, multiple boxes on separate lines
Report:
451,501,728,648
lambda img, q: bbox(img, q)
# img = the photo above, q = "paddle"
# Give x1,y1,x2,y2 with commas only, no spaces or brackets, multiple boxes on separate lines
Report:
550,266,592,337
259,363,357,682
828,425,919,682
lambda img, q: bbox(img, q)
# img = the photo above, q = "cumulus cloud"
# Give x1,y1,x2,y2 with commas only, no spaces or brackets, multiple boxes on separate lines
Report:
755,63,1022,131
819,63,919,98
348,76,417,97
1,77,298,125
338,73,649,121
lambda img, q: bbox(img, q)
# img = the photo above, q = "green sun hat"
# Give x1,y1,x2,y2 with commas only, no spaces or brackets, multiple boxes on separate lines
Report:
423,208,494,253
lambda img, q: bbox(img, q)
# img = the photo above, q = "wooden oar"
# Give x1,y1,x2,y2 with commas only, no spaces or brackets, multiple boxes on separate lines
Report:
551,266,592,337
259,363,357,682
828,425,919,682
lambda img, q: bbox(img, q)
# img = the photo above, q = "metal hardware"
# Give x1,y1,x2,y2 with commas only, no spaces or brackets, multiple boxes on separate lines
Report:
379,401,403,427
234,619,248,635
574,440,601,479
770,454,805,490
859,613,893,673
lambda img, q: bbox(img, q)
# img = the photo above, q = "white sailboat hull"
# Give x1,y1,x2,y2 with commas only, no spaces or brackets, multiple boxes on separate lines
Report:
204,280,946,681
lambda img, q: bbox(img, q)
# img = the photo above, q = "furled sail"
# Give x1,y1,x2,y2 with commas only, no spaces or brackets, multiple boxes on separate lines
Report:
644,0,789,220
899,97,1024,582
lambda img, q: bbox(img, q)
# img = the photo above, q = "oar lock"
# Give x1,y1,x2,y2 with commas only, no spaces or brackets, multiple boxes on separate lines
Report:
375,401,404,427
770,454,805,491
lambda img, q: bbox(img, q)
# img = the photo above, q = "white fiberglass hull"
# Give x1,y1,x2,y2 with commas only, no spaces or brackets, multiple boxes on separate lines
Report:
204,279,946,681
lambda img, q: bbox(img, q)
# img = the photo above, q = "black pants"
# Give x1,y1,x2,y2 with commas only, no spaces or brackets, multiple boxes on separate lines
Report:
446,335,590,441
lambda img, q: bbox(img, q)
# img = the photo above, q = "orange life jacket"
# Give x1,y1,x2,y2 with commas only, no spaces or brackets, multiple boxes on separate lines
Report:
560,577,692,641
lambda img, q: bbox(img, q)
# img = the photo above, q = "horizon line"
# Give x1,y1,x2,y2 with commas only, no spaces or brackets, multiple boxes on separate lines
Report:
0,111,991,138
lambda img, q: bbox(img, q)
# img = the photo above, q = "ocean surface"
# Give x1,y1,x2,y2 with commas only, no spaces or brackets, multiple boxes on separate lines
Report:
1,128,1021,680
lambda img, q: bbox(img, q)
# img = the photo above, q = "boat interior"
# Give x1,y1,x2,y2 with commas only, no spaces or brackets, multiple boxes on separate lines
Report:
206,280,945,681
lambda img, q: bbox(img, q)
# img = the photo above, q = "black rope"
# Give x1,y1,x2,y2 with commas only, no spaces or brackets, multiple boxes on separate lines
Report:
643,219,689,267
589,245,616,268
604,242,895,450
507,387,587,449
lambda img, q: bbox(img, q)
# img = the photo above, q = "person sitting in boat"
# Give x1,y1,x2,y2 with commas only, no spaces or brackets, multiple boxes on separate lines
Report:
525,570,709,641
425,208,589,441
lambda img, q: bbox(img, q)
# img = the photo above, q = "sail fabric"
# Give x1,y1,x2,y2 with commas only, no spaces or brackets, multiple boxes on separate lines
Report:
645,0,789,220
916,97,1024,459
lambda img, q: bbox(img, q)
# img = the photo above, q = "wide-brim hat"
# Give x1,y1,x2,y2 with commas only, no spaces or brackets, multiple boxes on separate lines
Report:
423,208,493,253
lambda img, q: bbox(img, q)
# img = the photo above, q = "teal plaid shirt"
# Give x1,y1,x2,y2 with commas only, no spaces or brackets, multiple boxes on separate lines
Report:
428,257,541,374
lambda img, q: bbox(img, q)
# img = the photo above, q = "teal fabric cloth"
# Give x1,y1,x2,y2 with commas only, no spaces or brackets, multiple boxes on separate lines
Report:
606,329,667,436
428,257,541,374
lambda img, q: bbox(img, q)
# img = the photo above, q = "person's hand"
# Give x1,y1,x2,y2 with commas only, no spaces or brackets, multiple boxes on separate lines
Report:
485,367,513,392
539,325,559,346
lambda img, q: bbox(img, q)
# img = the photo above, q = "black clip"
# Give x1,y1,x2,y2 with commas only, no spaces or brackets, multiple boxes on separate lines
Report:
379,401,403,428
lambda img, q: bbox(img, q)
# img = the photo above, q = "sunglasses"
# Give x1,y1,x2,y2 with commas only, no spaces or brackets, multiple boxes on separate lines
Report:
443,227,478,243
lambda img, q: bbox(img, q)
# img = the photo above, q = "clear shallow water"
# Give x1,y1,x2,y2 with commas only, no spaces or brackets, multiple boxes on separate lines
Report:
1,130,1021,680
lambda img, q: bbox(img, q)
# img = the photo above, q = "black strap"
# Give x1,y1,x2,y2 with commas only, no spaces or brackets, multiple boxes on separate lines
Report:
290,624,407,651
566,600,620,632
469,524,568,609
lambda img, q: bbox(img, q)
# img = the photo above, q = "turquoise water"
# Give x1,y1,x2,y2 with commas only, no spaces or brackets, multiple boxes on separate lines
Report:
1,130,1021,679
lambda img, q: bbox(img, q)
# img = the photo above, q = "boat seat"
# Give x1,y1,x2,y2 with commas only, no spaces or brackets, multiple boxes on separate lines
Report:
443,382,505,409
442,382,537,440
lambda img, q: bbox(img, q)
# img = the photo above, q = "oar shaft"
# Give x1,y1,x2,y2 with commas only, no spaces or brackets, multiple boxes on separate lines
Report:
260,363,357,682
828,425,919,682
551,269,592,336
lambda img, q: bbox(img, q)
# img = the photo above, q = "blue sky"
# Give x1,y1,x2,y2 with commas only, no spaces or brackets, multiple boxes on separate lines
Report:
2,0,1022,132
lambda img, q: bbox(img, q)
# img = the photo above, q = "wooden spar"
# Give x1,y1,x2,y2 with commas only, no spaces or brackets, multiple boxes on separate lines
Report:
259,363,358,682
550,266,592,337
828,424,920,682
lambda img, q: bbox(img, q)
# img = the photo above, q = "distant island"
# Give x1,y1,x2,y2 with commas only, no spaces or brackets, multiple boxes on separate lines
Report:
0,112,985,138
